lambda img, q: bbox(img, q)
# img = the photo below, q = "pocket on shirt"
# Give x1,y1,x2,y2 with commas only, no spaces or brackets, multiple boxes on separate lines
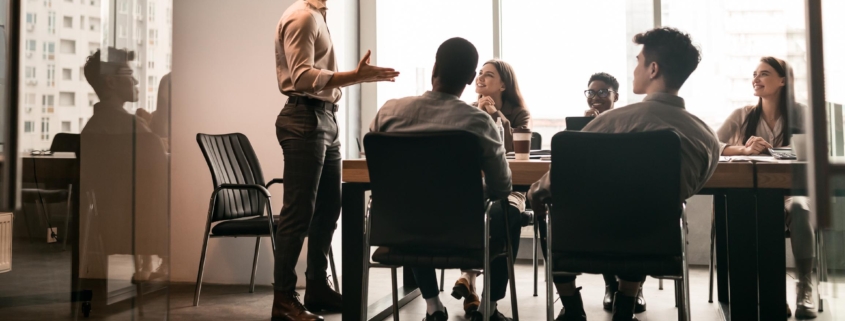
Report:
276,104,320,139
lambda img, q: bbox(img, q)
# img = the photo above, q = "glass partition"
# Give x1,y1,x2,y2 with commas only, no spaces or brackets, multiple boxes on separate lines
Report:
0,0,171,319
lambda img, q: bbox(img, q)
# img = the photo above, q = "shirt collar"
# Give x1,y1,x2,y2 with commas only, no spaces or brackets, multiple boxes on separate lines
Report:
643,92,685,109
423,91,460,101
305,0,327,10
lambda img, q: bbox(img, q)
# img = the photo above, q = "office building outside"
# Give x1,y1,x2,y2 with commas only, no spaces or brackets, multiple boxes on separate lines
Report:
19,0,172,151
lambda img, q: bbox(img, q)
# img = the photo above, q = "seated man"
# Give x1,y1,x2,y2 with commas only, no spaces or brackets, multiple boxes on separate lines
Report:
529,27,721,321
370,37,520,321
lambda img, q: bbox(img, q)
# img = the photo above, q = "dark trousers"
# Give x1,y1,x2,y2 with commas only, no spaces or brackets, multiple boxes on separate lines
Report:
274,102,341,292
536,216,645,284
412,201,521,300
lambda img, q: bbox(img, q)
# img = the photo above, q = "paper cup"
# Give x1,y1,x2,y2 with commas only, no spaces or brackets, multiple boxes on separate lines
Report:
513,129,532,160
792,134,807,161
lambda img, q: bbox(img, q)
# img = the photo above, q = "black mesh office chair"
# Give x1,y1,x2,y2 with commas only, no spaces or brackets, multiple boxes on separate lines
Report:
361,131,519,321
194,133,338,306
541,130,691,321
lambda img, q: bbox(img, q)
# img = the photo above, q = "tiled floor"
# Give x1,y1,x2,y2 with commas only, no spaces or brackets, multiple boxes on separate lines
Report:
2,253,842,320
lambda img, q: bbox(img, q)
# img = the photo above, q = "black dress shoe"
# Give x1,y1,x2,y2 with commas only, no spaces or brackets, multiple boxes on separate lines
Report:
634,287,646,313
469,309,513,321
423,308,448,321
612,293,639,321
303,279,342,312
271,291,324,321
557,287,587,321
603,285,616,311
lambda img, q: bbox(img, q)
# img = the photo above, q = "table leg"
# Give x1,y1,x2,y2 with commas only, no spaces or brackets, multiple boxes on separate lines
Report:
714,193,730,303
726,189,759,320
342,182,367,319
757,189,787,321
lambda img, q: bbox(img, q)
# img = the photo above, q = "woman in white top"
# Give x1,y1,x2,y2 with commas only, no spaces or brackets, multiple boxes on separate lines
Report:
717,57,816,319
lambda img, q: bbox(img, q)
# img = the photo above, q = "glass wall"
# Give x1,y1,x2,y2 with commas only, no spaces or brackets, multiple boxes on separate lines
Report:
0,0,171,319
822,0,845,317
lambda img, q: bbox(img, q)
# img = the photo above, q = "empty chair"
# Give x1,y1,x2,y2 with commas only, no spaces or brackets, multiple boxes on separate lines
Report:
194,133,338,306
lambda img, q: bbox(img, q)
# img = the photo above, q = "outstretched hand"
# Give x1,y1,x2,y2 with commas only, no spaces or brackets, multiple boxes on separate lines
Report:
355,50,400,83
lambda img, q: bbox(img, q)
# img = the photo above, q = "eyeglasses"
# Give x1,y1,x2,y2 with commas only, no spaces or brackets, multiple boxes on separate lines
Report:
584,89,615,98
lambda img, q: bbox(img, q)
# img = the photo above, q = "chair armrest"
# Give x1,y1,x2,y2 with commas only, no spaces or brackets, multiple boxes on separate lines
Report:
265,178,284,189
215,184,271,199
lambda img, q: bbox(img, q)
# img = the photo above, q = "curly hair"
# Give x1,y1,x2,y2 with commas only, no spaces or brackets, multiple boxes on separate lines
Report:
588,72,619,92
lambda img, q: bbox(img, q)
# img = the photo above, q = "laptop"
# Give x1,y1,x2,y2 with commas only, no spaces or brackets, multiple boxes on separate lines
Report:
565,116,596,131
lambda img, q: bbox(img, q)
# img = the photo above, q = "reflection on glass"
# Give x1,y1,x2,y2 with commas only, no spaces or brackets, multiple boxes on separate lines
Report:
3,0,172,318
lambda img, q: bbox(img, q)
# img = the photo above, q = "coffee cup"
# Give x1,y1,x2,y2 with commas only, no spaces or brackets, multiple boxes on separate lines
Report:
792,134,807,161
513,128,532,160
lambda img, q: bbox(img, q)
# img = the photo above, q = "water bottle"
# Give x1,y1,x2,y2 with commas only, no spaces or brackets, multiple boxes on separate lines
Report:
496,117,504,145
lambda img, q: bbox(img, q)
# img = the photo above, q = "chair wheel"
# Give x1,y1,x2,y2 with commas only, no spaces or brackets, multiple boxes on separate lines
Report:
81,302,91,317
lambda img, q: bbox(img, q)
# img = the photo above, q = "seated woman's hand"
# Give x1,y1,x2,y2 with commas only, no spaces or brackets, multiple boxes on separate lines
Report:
478,96,497,115
743,136,773,155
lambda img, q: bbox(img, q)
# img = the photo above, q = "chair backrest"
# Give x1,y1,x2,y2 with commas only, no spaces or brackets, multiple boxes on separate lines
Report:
531,132,542,150
549,130,682,257
196,133,267,222
51,133,80,155
364,131,487,251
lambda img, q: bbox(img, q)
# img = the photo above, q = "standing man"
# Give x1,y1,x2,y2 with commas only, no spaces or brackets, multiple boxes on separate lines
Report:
273,1,399,320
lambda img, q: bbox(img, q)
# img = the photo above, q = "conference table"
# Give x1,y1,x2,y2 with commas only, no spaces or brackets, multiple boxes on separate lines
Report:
341,158,802,321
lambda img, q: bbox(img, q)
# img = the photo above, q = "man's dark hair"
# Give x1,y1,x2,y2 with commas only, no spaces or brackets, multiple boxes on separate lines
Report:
633,27,701,90
84,48,134,97
433,37,478,89
588,72,619,92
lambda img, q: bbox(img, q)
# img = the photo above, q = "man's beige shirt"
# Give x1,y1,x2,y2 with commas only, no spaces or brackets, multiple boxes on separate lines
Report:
275,0,341,103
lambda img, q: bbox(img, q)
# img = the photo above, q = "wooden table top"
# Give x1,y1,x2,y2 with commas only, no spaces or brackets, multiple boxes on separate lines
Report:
342,159,801,189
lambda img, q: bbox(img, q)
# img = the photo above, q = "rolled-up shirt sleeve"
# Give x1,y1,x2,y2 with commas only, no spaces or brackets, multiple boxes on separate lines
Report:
281,10,334,93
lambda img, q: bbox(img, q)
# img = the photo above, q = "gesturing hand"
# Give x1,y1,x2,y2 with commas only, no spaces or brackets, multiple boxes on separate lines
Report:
355,50,400,83
478,96,498,115
584,108,600,117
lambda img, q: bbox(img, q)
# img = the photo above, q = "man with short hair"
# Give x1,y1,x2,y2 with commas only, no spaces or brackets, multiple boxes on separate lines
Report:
370,37,520,321
272,1,399,320
529,27,721,321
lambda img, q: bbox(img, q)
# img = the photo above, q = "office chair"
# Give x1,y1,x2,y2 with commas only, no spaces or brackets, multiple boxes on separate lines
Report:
194,133,338,306
361,131,519,321
542,130,691,321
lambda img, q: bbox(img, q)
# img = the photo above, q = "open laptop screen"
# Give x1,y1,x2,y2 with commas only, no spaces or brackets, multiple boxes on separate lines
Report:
565,116,596,131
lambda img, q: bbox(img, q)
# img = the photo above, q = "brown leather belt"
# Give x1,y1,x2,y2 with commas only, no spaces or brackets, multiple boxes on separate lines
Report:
286,95,338,113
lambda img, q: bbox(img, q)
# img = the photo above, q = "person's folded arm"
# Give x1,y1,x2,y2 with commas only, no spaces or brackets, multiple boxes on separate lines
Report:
478,116,512,199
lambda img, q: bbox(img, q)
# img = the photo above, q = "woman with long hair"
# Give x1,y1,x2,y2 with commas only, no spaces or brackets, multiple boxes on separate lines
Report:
450,59,530,320
718,57,816,319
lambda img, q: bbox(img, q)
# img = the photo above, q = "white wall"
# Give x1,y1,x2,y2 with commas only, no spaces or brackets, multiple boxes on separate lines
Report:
170,0,292,285
171,0,358,286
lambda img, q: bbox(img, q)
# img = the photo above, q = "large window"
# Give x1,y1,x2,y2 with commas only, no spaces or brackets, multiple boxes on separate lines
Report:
501,0,652,147
375,0,493,108
661,0,807,131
